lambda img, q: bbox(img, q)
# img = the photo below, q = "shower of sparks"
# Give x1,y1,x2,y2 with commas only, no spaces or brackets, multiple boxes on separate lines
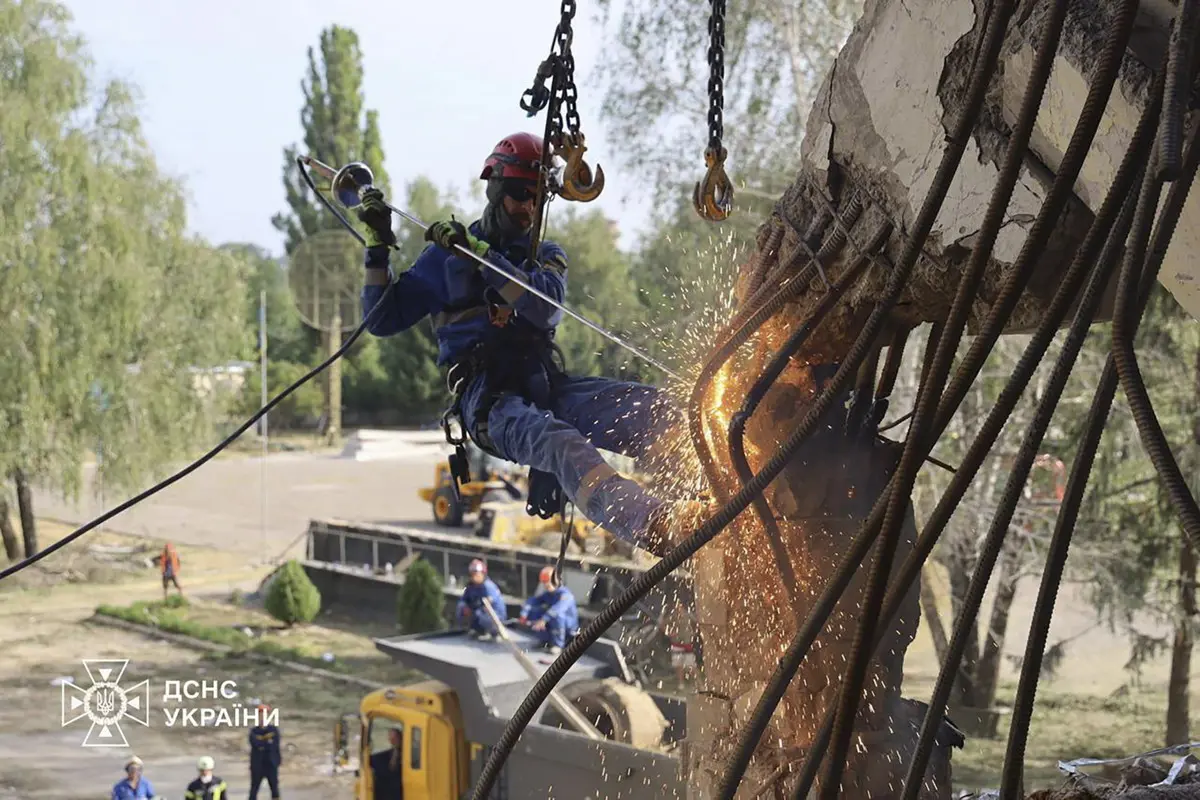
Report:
625,226,751,501
583,225,875,796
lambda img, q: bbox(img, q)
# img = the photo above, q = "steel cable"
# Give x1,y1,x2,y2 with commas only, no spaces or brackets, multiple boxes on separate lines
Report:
688,199,864,495
727,223,892,618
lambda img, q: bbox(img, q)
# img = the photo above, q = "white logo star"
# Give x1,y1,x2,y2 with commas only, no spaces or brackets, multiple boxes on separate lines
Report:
61,659,150,747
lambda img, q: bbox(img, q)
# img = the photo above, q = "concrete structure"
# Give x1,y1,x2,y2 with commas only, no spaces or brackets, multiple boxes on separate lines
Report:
685,0,1196,797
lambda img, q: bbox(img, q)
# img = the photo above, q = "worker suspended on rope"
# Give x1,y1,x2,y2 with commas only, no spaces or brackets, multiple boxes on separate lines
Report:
356,132,696,553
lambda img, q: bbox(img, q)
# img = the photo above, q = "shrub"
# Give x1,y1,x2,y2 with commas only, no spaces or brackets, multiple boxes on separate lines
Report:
397,558,446,634
265,560,321,627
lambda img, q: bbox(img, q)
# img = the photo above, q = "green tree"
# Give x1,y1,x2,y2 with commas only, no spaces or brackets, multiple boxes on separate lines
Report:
272,25,391,252
594,0,862,201
0,0,246,558
544,209,645,381
397,558,447,633
273,25,391,440
351,176,460,425
265,559,322,626
1074,286,1200,742
221,242,313,366
239,360,324,429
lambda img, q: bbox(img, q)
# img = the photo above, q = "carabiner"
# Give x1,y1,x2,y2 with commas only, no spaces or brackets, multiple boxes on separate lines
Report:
693,145,734,222
556,132,605,203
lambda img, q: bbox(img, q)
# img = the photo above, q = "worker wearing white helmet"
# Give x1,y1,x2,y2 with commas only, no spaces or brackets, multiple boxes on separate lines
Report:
185,756,227,800
455,558,507,641
111,755,157,799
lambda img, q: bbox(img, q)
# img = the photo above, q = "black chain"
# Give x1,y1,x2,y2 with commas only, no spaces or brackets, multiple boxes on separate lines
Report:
519,0,582,145
705,0,726,151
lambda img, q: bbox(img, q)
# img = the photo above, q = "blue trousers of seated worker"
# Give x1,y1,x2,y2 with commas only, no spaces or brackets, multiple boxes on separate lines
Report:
530,616,571,649
467,608,501,637
461,373,680,545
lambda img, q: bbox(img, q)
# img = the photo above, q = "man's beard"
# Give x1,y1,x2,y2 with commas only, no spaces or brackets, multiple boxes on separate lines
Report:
481,201,531,244
482,178,534,242
509,209,533,229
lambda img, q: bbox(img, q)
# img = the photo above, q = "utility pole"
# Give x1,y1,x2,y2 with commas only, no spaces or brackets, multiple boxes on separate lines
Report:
259,289,268,554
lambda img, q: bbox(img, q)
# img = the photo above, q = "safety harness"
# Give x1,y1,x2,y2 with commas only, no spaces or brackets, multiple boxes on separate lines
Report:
438,245,569,521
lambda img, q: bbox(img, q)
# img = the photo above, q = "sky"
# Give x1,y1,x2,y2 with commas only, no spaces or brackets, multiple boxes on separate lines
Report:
61,0,657,258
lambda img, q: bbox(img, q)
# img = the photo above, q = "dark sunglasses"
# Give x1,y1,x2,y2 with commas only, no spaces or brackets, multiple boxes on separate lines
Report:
502,180,538,203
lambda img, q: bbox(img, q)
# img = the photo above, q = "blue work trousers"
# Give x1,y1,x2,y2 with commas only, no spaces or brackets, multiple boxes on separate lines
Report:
531,617,571,649
467,608,501,636
461,373,679,545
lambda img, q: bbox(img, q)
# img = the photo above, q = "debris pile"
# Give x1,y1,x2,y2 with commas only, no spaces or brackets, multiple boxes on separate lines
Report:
1017,744,1200,799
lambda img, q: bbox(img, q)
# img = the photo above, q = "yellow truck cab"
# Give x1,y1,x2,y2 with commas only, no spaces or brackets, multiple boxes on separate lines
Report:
336,627,689,799
341,680,468,799
334,626,968,798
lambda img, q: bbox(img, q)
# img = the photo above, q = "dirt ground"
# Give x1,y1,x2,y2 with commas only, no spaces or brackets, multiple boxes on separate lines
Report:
0,526,401,799
14,447,1200,794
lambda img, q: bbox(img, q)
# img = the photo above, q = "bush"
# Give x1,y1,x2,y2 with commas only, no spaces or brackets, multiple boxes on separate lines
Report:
397,558,446,634
264,560,321,627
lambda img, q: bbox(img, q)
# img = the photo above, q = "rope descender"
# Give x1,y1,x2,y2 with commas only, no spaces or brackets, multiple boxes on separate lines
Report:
694,145,733,221
552,131,605,202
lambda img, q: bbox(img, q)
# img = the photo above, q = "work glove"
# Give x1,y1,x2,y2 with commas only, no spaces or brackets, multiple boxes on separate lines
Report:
425,217,489,258
355,188,397,248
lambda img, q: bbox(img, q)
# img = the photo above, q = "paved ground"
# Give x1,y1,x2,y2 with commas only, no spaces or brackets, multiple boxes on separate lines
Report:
32,450,447,562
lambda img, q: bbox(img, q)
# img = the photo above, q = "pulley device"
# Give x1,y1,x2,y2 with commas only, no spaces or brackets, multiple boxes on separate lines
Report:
296,155,681,384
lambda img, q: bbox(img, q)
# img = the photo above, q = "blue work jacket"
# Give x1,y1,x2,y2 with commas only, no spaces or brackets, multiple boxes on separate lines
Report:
111,777,156,800
361,221,568,365
456,578,507,620
520,585,579,631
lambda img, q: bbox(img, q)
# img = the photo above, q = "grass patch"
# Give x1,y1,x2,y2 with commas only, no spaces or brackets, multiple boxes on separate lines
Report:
950,682,1172,792
95,597,372,676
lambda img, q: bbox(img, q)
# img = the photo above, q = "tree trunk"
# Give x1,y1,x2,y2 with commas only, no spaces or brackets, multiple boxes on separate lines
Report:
920,567,976,709
920,567,950,663
945,550,983,708
685,0,1191,795
322,323,343,444
13,470,37,559
974,541,1021,711
1166,536,1196,746
0,494,19,562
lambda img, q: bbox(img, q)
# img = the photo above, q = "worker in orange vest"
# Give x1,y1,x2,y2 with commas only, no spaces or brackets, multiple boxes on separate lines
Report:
160,542,182,600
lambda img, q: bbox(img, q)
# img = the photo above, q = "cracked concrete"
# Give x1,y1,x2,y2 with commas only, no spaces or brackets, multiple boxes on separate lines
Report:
686,0,1197,797
795,0,1199,329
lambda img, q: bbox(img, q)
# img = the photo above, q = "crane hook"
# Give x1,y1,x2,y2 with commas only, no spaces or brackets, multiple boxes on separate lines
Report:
693,145,734,222
555,132,605,203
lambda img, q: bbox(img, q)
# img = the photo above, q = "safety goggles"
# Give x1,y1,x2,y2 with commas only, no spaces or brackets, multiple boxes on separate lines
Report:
501,179,538,203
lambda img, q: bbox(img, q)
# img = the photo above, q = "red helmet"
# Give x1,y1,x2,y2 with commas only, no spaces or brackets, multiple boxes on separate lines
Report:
480,133,544,181
468,559,487,576
539,566,555,585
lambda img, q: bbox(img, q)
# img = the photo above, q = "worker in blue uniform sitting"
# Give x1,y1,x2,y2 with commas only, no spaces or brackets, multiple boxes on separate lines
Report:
456,558,506,641
518,566,578,655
